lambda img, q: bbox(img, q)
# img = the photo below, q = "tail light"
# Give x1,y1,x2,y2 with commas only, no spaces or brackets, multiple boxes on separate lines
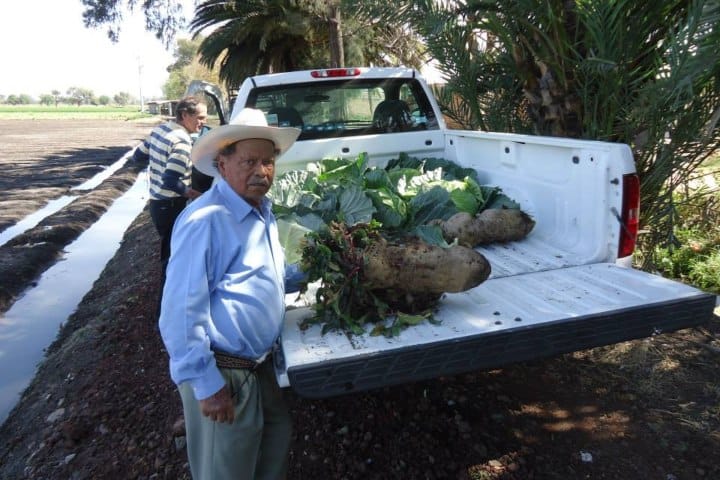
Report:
618,173,640,258
311,68,361,78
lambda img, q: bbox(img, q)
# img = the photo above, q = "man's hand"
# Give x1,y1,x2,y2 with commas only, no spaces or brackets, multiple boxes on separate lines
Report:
199,385,235,424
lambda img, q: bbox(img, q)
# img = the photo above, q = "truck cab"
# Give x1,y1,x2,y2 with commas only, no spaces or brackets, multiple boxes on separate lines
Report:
235,67,442,137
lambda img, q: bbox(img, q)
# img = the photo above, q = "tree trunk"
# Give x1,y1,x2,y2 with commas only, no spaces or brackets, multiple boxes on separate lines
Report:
327,1,344,68
513,2,583,138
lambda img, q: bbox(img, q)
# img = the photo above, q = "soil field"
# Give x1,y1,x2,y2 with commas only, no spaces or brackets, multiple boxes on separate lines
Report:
0,119,718,480
0,119,159,313
0,119,157,230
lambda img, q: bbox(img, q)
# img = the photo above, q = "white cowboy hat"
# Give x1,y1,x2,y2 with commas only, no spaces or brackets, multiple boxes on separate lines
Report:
191,108,301,177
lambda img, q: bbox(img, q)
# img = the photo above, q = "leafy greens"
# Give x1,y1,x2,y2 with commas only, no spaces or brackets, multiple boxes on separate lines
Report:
270,152,519,264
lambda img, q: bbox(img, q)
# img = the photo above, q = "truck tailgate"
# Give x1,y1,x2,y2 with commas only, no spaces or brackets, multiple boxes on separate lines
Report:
276,263,716,397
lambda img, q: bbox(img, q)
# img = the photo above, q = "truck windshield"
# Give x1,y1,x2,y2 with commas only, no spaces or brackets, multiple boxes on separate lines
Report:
246,78,439,140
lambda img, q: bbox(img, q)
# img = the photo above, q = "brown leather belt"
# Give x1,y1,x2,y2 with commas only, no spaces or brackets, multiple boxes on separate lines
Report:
213,350,264,370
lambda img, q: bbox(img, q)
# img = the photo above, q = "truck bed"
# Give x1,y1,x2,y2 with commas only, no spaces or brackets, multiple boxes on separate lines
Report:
478,236,586,278
277,240,716,397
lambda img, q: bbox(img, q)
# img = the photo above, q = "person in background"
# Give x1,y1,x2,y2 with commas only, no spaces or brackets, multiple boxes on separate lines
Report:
133,96,208,277
158,108,303,480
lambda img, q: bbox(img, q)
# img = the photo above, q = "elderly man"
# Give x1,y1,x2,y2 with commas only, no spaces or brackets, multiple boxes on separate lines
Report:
158,108,303,480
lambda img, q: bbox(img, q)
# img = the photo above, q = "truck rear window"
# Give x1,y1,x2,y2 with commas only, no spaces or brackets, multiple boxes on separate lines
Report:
245,78,439,140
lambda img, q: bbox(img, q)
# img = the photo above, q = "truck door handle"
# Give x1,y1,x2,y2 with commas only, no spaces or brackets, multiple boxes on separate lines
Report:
342,147,350,153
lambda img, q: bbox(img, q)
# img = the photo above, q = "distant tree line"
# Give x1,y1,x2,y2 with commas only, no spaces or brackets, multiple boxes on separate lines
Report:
0,88,138,106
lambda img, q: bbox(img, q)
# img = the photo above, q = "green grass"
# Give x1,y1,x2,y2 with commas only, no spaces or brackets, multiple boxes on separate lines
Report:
0,104,155,120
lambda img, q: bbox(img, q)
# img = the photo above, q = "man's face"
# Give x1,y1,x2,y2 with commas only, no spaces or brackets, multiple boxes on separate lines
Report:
217,138,277,208
180,104,208,133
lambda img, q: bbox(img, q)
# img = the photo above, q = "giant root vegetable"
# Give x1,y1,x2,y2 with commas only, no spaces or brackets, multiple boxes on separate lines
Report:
431,208,536,248
363,236,491,294
299,222,491,336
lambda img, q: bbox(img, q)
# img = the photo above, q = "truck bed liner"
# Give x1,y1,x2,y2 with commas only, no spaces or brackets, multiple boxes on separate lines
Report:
478,236,585,278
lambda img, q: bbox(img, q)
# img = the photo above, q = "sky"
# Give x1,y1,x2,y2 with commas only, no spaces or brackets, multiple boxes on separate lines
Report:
0,0,197,100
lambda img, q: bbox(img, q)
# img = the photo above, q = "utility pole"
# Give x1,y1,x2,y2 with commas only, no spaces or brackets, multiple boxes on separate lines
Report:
137,57,144,112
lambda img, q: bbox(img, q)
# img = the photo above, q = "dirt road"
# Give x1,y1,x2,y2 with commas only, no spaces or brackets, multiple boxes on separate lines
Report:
0,120,718,479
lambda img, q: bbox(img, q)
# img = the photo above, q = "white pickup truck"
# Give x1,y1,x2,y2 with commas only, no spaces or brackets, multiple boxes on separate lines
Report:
192,67,718,399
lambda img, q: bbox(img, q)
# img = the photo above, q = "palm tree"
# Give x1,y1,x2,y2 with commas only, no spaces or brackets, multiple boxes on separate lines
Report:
190,0,430,91
347,2,428,70
190,0,329,90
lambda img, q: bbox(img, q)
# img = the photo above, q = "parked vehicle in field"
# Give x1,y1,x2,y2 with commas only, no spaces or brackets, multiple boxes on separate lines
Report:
190,67,718,398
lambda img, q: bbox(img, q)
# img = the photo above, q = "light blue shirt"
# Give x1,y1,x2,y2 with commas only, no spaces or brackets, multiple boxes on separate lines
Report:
159,177,304,400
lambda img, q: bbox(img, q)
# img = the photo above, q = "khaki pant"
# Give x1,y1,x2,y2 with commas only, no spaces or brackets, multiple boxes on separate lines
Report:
179,360,292,480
